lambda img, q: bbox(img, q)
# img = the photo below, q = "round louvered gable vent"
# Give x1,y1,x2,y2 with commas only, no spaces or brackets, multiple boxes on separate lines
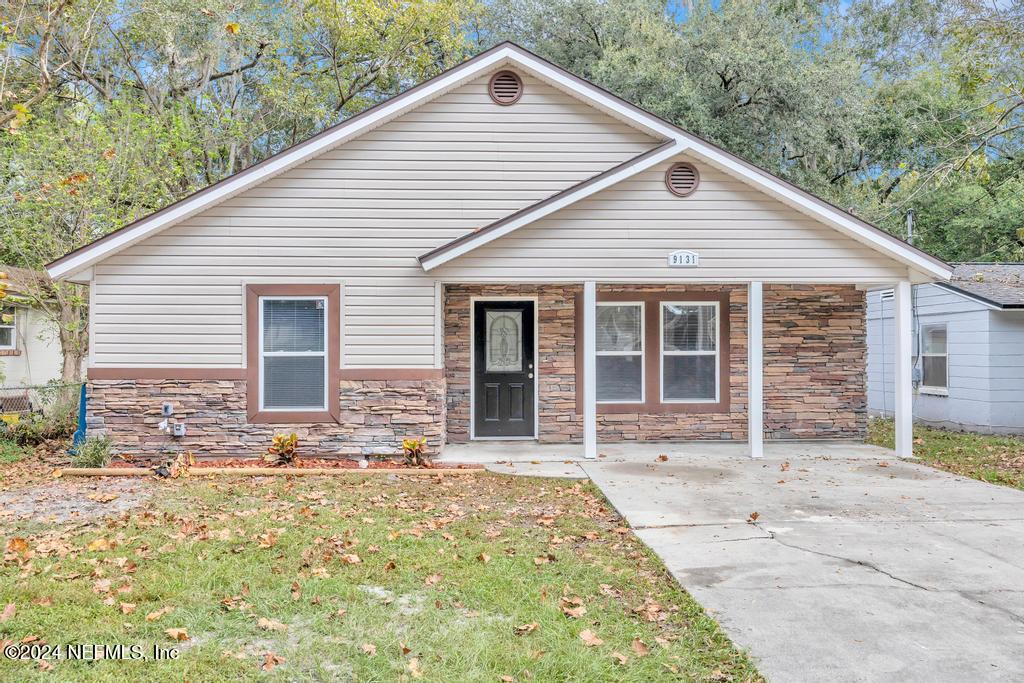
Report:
488,70,523,105
665,162,700,197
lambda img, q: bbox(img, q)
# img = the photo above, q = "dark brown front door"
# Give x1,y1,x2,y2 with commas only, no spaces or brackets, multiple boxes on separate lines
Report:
473,300,535,438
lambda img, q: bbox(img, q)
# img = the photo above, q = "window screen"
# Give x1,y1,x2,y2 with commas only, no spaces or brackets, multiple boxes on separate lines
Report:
662,303,718,401
260,298,327,410
596,304,643,402
921,325,947,390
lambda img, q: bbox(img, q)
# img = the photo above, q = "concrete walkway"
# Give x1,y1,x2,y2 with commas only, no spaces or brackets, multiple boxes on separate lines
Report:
579,447,1024,682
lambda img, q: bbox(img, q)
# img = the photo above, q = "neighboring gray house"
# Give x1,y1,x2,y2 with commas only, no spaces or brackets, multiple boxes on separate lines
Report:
868,263,1024,434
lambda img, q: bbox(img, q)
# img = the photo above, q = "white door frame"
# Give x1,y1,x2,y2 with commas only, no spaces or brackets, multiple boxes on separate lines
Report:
469,295,540,440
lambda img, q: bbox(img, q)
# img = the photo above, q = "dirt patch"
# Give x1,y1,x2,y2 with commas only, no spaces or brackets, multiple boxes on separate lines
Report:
0,477,152,524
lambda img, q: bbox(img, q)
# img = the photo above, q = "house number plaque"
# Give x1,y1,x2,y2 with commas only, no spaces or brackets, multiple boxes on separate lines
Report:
668,250,699,267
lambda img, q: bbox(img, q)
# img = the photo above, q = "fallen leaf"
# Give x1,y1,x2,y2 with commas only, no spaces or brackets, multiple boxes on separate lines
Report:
476,553,490,564
631,638,650,657
0,604,14,622
514,622,539,635
580,629,603,647
257,617,288,632
290,582,301,601
533,554,555,565
164,628,189,641
261,652,285,671
339,553,362,565
119,602,136,615
86,493,119,503
145,606,174,622
656,454,669,462
424,573,442,586
225,22,240,34
408,657,423,678
399,642,411,655
780,461,790,472
611,651,629,665
560,596,586,618
747,511,760,523
6,538,28,554
360,642,377,656
87,538,111,552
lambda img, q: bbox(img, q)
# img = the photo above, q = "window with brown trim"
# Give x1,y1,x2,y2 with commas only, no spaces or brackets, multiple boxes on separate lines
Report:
245,284,342,424
576,291,730,414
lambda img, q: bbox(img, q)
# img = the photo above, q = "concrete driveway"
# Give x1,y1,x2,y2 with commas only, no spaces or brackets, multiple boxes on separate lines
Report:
580,446,1024,683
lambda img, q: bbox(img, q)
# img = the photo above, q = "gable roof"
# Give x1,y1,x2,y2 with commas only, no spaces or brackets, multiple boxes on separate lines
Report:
937,263,1024,309
46,41,951,283
416,52,951,280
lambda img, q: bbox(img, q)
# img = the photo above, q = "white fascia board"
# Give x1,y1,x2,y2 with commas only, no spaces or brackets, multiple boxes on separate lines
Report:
46,48,518,281
419,141,686,271
681,145,952,281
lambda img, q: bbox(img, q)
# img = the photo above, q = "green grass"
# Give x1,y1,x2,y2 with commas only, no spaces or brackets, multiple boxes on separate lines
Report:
0,473,760,681
868,417,1024,489
0,437,29,464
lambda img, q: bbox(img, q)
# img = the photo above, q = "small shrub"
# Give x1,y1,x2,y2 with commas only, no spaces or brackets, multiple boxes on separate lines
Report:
265,433,299,466
0,438,27,464
402,437,430,467
72,436,112,468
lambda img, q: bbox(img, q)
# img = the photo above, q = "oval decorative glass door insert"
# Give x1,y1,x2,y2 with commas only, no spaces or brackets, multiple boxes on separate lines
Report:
486,310,522,372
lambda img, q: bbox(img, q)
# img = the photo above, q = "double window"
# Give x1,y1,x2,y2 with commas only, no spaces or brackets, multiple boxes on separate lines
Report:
258,297,328,411
594,299,721,406
920,324,947,393
0,308,15,350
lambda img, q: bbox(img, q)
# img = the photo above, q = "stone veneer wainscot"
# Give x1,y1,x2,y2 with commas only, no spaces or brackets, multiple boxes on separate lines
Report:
86,378,446,460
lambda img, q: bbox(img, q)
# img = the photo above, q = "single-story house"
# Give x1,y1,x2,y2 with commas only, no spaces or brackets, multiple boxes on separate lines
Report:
0,266,64,388
45,42,951,461
868,263,1024,434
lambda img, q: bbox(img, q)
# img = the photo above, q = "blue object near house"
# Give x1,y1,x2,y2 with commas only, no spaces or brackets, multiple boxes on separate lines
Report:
868,263,1024,434
70,382,87,453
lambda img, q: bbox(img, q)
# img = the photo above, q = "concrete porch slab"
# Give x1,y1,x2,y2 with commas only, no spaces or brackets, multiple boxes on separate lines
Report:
438,439,895,464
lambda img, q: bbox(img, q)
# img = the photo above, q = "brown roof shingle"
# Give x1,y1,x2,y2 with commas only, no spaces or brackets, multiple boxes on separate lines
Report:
943,263,1024,308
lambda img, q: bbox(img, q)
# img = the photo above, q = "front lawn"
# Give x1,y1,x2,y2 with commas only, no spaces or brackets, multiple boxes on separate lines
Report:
0,470,760,681
868,417,1024,490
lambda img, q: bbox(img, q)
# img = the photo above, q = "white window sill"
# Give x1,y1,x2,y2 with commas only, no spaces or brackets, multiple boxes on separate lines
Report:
919,387,948,397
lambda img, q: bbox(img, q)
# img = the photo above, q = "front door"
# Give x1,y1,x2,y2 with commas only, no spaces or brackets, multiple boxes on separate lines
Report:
473,300,535,438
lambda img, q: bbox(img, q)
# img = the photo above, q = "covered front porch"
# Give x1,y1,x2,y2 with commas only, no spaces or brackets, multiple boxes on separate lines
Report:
442,280,916,460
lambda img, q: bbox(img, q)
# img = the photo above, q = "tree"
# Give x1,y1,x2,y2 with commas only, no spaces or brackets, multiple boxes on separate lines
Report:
0,99,201,379
0,0,479,380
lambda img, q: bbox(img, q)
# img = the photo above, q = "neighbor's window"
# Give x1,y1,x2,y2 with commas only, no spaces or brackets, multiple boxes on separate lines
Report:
259,297,328,410
921,324,948,391
596,303,644,402
661,302,719,402
0,308,15,350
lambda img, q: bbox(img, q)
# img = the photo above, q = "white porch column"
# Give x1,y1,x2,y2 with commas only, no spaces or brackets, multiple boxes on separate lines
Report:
894,280,913,457
583,281,598,459
747,282,764,459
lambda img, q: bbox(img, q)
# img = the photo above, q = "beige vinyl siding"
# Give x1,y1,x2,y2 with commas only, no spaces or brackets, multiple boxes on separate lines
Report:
91,72,659,367
432,156,911,283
